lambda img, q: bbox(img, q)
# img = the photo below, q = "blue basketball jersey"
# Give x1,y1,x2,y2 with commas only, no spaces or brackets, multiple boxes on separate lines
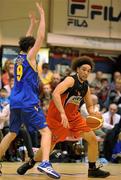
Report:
10,53,40,108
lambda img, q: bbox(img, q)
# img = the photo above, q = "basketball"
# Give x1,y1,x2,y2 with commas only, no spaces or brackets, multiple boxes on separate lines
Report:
86,114,104,130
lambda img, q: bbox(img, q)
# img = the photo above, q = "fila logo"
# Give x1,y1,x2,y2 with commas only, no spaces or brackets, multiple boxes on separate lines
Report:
68,0,121,22
68,0,88,18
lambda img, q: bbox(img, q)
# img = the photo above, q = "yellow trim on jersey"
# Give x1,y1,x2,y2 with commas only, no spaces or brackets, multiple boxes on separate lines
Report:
27,55,37,72
19,52,38,72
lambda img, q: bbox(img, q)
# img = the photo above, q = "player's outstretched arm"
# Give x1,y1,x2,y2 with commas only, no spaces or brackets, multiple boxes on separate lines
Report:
28,2,45,60
26,12,37,37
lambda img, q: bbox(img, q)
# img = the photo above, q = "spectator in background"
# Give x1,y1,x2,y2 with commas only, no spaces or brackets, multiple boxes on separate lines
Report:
111,131,121,163
4,76,14,97
110,71,121,90
39,63,53,85
64,67,72,77
50,72,61,91
1,60,14,86
0,88,9,112
0,71,2,89
91,71,103,95
109,78,121,114
40,83,52,116
89,84,96,95
98,78,110,112
103,118,121,161
102,103,120,132
80,94,100,117
0,103,10,142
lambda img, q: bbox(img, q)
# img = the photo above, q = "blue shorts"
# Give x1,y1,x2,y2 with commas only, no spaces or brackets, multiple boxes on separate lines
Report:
9,105,47,134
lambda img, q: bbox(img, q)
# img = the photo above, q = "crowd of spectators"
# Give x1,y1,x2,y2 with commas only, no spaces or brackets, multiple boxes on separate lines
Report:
0,59,121,163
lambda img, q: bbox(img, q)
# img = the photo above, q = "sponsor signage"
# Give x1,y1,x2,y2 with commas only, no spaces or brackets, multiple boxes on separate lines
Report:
50,0,121,38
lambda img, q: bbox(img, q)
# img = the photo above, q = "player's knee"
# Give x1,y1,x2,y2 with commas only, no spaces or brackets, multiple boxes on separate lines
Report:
39,127,51,136
85,132,98,145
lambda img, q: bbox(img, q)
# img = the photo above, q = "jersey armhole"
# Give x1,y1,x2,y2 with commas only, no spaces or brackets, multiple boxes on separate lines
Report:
27,55,37,72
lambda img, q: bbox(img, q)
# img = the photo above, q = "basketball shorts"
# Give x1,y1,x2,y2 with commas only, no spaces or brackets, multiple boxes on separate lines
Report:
9,105,47,134
47,112,91,145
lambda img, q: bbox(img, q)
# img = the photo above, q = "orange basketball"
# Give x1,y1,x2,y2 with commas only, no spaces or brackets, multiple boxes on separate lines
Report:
86,115,104,130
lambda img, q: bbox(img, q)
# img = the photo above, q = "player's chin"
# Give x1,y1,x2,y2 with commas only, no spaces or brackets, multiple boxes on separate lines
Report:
82,77,87,81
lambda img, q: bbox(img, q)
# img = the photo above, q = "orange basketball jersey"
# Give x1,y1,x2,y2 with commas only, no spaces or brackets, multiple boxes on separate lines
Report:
47,74,91,145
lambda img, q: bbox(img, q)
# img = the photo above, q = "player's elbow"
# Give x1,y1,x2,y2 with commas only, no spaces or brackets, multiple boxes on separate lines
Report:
52,90,60,100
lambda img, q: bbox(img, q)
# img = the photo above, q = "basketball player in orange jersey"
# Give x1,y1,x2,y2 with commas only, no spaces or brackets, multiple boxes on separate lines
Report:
18,56,110,178
0,2,60,179
46,56,110,178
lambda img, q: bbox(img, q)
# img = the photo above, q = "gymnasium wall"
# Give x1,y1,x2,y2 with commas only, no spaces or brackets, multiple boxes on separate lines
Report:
0,0,121,47
0,0,50,46
50,0,121,39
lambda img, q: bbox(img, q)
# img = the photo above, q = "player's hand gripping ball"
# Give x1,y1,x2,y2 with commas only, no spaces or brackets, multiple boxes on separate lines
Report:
86,114,104,130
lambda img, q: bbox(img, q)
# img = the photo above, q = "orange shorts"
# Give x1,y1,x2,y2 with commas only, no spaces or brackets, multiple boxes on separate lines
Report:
47,101,91,145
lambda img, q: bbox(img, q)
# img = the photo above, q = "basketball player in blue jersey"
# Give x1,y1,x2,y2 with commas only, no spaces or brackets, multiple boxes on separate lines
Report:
0,2,60,179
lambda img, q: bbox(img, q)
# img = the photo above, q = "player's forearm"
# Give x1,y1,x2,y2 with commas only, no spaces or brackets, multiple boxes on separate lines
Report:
26,23,35,37
28,3,45,59
36,3,45,42
52,93,65,114
37,8,45,44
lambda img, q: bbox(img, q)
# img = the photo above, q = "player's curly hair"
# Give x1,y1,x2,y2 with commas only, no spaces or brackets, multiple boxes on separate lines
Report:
71,56,95,72
19,36,36,52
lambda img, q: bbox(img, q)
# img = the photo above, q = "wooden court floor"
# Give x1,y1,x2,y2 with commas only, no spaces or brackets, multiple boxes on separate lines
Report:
0,162,121,180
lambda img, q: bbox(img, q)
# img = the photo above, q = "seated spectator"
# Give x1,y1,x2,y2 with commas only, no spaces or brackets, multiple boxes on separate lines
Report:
103,118,121,161
97,78,110,112
1,60,14,86
111,132,121,163
4,76,14,97
40,83,52,116
89,84,97,95
39,63,53,85
91,71,103,95
102,103,121,132
0,104,10,142
110,71,121,90
64,67,72,77
109,78,121,114
0,72,2,89
80,94,100,117
50,72,61,91
0,88,10,111
109,78,121,102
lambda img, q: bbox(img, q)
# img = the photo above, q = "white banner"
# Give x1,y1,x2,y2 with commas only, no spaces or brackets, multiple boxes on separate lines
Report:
50,0,121,39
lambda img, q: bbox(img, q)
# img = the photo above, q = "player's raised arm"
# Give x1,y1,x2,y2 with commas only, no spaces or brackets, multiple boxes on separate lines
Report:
26,12,37,37
28,2,45,60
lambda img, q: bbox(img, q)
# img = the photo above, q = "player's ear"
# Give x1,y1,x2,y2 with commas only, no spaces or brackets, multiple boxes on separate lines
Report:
77,67,79,73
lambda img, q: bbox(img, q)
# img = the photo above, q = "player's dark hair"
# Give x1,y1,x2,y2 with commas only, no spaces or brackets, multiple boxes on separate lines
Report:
71,56,95,72
19,36,36,52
